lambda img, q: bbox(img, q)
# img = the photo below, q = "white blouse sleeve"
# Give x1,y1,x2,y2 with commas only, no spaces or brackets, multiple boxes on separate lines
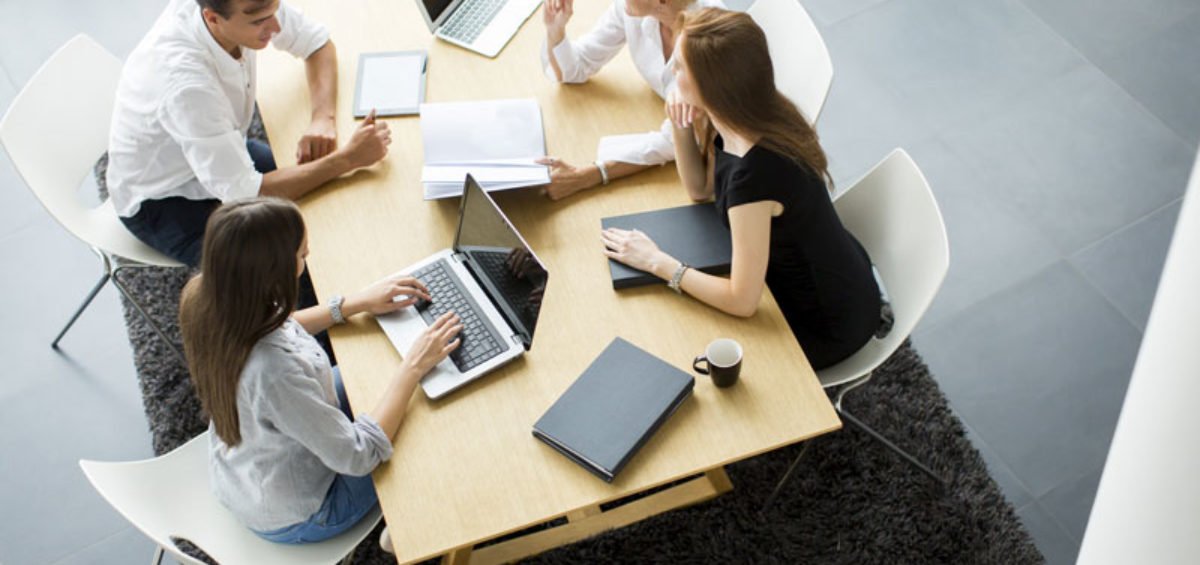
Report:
541,0,628,84
596,118,676,165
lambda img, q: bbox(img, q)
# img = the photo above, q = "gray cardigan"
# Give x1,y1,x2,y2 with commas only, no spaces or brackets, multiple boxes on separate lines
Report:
208,318,393,532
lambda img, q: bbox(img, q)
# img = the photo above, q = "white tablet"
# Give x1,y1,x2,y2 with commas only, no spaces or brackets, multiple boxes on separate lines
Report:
354,51,427,118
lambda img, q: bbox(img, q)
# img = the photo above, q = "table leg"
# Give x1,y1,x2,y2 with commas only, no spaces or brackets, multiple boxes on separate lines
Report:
464,467,734,565
442,545,472,565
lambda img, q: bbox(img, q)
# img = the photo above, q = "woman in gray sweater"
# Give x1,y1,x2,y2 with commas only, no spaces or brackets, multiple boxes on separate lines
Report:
179,198,463,544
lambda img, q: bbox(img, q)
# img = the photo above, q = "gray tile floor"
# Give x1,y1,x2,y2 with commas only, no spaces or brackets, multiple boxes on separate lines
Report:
0,1,1195,563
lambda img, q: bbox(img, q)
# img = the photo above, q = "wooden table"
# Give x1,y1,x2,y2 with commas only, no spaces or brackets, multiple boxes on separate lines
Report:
258,2,840,562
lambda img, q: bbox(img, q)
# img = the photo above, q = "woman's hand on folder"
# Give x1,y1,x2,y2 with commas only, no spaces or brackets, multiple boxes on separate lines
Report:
602,227,672,279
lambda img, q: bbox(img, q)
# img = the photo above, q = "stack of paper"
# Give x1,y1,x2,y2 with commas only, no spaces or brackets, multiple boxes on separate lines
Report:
419,98,551,199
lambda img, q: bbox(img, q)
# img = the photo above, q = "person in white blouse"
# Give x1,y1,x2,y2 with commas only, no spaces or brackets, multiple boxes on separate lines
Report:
108,0,392,268
536,0,724,200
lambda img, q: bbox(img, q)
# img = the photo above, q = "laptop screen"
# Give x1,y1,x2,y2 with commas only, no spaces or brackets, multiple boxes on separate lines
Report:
454,176,548,349
418,0,458,30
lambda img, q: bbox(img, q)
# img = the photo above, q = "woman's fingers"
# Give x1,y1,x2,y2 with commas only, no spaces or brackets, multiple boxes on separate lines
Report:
393,282,431,302
401,276,429,294
429,311,457,331
389,296,419,311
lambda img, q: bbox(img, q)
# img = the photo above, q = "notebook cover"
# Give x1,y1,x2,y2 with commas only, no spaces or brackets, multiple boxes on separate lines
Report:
601,204,732,289
532,337,695,482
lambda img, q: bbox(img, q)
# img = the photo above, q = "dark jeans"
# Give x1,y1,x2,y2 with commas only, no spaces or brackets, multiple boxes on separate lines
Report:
120,139,335,359
121,139,278,267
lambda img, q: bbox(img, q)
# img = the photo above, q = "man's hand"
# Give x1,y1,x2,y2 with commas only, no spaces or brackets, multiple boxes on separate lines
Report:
297,116,337,164
339,109,392,170
536,156,600,200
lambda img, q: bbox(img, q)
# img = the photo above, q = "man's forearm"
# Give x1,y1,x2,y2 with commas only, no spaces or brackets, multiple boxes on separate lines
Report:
259,152,352,200
305,41,338,122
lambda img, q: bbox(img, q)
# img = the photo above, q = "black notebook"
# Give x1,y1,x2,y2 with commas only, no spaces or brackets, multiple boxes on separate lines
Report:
532,337,695,482
601,204,732,289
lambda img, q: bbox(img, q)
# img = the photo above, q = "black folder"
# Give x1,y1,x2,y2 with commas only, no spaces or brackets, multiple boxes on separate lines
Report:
601,204,732,289
532,337,694,482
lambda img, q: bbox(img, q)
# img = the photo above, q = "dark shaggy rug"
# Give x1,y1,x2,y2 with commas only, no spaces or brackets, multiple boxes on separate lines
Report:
95,114,1042,565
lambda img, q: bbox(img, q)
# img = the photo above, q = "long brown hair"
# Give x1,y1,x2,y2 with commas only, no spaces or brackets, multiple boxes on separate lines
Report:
680,8,832,187
179,198,306,446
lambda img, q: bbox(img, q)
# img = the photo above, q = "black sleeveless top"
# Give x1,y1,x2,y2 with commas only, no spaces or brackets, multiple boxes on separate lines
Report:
713,136,880,370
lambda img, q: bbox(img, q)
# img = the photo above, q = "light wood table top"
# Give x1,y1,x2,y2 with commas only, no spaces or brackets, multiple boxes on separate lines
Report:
258,1,840,562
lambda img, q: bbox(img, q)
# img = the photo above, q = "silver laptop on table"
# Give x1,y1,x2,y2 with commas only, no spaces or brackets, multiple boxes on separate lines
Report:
378,175,548,399
414,0,543,58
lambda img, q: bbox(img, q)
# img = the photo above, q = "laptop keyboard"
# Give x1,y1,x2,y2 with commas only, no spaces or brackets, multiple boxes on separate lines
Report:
412,260,507,372
440,0,506,44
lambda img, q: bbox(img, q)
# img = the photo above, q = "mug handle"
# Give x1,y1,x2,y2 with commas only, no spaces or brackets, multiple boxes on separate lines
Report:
692,355,710,375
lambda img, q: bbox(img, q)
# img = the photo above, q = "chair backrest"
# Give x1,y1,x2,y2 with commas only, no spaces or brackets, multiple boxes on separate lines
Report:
818,149,949,387
80,431,382,565
0,34,179,267
746,0,834,123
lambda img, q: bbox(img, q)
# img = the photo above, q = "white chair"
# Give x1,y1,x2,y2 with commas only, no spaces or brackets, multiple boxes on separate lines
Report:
747,0,834,122
0,34,186,362
764,149,951,509
81,431,382,565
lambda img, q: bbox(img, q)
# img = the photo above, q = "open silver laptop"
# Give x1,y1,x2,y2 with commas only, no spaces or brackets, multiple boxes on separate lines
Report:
414,0,543,58
377,175,548,399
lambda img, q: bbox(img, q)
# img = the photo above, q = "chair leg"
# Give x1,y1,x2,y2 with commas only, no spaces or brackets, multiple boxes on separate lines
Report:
151,546,164,565
760,441,810,514
51,272,111,349
111,266,186,365
838,407,946,486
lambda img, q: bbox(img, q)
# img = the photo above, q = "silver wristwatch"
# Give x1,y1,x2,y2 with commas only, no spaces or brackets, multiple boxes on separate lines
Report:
329,295,347,325
668,262,690,294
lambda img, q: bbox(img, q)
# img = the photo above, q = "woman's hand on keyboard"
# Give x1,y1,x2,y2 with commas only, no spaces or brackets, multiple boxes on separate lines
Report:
348,274,432,317
402,312,464,376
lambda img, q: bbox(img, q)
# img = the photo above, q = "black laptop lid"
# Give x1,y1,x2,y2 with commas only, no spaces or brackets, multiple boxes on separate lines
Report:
453,175,548,349
415,0,462,32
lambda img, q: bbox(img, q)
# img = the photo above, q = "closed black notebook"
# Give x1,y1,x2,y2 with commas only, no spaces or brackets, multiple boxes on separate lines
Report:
532,337,694,482
601,204,732,289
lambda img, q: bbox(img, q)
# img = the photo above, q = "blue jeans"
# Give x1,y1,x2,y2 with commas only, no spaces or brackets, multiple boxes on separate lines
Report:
254,367,380,544
253,474,379,544
120,139,277,268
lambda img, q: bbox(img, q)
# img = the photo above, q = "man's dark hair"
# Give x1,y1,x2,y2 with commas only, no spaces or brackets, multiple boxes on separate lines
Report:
195,0,235,18
195,0,271,19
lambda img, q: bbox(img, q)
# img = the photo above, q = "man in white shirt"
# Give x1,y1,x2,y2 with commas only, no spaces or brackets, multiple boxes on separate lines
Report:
108,0,391,267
